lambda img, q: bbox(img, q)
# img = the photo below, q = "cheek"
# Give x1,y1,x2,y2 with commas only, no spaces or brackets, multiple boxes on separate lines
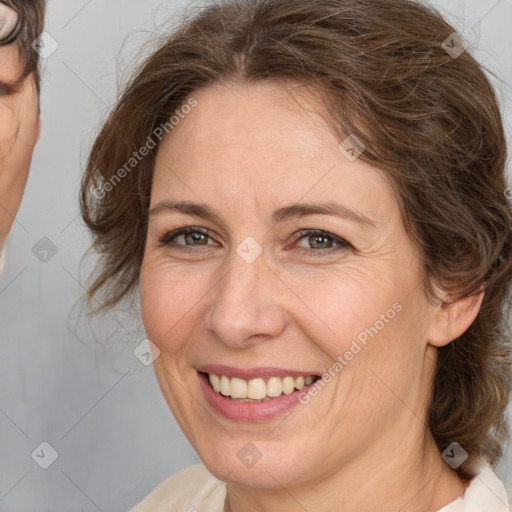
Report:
140,243,422,370
291,270,425,407
139,260,204,353
285,264,405,357
324,282,427,409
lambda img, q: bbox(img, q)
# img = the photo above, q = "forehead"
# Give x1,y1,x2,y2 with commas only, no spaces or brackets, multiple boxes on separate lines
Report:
151,82,396,222
165,82,334,160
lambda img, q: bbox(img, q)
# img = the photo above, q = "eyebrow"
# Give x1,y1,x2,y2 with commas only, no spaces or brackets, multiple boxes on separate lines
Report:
149,200,376,229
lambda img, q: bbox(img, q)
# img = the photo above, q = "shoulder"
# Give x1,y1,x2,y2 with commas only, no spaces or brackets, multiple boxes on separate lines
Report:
462,462,509,511
129,463,227,512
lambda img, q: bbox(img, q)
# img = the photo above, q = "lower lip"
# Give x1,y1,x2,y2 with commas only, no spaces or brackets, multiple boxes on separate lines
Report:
198,373,309,422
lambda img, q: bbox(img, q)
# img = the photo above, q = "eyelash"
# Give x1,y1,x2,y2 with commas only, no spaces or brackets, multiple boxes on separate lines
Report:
158,227,352,257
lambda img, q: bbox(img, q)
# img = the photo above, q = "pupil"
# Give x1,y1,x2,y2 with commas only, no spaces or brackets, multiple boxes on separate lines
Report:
186,232,207,245
311,235,331,249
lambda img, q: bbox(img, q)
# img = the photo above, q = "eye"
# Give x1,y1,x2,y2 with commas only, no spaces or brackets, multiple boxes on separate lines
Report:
157,227,352,257
159,227,217,248
292,229,351,256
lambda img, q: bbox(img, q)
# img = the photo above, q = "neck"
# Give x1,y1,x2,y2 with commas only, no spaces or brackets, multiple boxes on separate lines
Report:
225,425,467,512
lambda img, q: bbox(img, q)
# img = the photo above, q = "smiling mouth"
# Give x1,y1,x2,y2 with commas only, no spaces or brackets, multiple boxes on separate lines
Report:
200,372,321,403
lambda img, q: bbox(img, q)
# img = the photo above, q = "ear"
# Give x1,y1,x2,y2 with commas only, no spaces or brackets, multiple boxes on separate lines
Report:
427,290,484,347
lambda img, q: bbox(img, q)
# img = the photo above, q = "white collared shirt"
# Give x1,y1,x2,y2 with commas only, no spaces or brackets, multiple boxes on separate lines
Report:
438,461,509,511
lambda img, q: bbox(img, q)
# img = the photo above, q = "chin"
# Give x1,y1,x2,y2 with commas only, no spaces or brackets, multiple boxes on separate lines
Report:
195,436,318,489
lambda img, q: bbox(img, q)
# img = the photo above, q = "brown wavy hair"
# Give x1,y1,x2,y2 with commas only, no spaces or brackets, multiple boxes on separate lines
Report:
80,0,512,479
1,0,46,92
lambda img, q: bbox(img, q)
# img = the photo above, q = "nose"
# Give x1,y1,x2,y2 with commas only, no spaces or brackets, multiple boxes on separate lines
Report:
204,249,287,348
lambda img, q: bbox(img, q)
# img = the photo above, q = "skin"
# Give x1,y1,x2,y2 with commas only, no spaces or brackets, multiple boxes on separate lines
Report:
140,81,483,512
0,41,41,245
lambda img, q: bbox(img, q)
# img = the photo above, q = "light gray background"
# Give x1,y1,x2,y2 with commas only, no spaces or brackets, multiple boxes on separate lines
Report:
0,0,511,511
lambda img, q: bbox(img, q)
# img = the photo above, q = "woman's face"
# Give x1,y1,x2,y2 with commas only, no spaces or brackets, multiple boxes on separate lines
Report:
140,82,441,488
0,12,41,243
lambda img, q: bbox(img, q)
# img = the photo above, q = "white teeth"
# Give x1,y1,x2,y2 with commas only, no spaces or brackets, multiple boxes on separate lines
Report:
209,373,221,392
282,376,295,395
266,377,283,397
295,376,305,390
220,375,231,396
230,377,247,399
247,378,267,400
206,373,316,399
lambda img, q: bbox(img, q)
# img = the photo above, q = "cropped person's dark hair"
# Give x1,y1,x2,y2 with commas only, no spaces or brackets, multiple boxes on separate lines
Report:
80,0,512,479
1,0,46,92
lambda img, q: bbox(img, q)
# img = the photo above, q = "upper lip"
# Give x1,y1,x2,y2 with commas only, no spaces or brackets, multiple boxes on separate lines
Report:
197,364,320,380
